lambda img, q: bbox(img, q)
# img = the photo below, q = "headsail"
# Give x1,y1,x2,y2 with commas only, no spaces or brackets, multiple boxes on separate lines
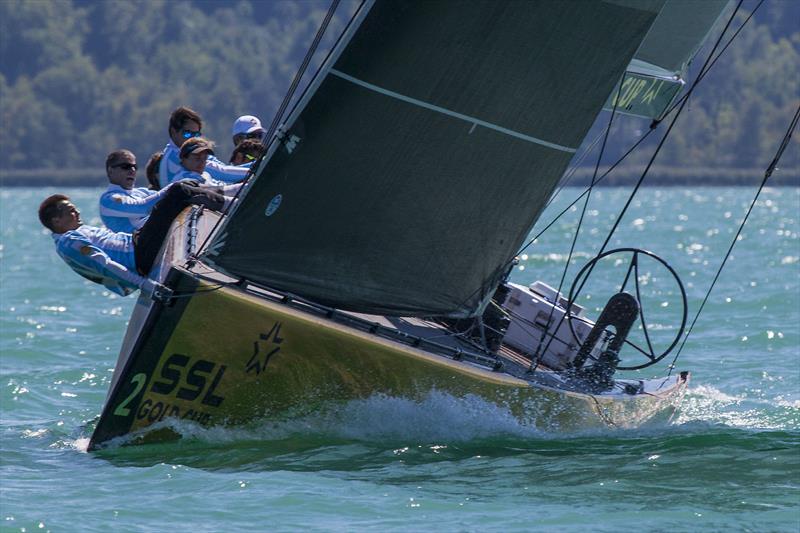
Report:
203,0,666,317
604,0,731,119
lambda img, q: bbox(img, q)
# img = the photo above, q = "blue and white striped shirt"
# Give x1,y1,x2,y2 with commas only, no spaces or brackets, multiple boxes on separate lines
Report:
159,140,250,189
170,170,244,199
52,225,145,296
99,184,169,233
170,169,224,187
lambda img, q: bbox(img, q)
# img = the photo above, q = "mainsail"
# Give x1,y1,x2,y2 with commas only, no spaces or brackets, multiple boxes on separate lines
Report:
203,0,667,317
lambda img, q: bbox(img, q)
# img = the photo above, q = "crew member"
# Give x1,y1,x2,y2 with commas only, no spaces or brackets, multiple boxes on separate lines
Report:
99,150,170,233
232,115,265,147
229,138,265,166
172,137,243,195
145,151,164,191
40,184,231,297
159,106,250,188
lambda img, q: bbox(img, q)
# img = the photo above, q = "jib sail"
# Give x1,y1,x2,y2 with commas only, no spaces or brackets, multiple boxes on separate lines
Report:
604,0,731,119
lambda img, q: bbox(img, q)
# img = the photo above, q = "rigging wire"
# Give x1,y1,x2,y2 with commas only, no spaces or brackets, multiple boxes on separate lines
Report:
544,131,605,209
667,102,800,375
523,127,656,251
268,0,368,146
440,0,754,325
261,0,343,152
520,0,762,258
570,0,745,298
557,0,744,282
190,0,348,268
528,74,627,372
526,0,746,371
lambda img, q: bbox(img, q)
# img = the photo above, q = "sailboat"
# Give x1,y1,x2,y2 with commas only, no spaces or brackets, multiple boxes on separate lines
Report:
88,0,736,449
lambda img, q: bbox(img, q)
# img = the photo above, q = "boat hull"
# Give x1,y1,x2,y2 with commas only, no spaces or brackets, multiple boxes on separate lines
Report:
89,267,688,449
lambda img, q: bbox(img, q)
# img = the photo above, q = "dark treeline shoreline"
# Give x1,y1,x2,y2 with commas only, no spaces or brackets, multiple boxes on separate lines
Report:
2,166,797,188
1,1,798,181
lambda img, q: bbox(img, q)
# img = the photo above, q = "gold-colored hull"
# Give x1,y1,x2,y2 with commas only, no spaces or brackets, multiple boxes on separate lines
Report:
89,267,688,449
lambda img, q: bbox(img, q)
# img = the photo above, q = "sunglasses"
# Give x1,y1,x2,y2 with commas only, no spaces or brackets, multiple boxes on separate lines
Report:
182,130,202,139
111,163,137,171
57,202,77,214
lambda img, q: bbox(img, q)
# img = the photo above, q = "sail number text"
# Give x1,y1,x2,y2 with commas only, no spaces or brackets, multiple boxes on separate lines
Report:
112,354,227,426
150,353,226,406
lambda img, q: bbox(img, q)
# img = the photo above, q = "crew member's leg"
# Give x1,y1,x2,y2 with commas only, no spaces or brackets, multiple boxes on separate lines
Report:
134,182,226,275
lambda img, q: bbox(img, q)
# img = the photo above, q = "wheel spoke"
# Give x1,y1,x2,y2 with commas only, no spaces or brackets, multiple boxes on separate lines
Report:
619,251,636,293
622,338,656,360
566,247,688,371
633,254,656,357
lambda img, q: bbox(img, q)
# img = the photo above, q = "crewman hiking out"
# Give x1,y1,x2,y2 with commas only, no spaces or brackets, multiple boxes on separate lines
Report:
40,183,233,298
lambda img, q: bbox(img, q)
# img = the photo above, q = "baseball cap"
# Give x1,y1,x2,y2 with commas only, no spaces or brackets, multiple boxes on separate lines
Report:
180,137,215,159
232,115,264,136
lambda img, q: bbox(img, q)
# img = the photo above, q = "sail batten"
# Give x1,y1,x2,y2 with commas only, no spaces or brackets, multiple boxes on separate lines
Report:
203,0,667,317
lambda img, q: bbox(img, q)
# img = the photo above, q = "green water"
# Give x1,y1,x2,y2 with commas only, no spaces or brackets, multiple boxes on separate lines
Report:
1,187,798,532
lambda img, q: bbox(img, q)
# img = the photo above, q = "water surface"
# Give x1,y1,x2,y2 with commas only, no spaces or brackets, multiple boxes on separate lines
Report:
1,187,798,532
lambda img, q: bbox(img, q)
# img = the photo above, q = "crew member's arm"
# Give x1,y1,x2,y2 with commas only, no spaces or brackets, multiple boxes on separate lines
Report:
220,183,242,195
63,235,152,293
99,187,170,220
79,245,150,289
204,155,251,184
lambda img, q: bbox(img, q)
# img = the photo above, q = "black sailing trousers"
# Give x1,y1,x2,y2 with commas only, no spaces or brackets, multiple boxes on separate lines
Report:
133,182,225,275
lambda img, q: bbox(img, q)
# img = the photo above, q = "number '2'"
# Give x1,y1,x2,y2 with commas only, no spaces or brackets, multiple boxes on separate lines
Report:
113,373,147,417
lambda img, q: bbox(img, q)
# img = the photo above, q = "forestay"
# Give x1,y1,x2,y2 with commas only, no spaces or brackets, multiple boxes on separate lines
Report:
203,0,666,317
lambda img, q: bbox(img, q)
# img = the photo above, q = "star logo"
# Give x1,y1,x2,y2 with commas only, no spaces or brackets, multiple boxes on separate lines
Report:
245,322,284,375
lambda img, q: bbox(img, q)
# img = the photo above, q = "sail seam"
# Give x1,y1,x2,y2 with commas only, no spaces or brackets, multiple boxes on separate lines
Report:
329,69,577,153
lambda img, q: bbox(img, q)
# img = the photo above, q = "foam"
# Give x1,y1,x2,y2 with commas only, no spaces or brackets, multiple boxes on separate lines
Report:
674,385,797,430
91,391,565,450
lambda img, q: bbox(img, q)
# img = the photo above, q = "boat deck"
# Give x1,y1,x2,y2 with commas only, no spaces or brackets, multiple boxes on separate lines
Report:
109,206,684,403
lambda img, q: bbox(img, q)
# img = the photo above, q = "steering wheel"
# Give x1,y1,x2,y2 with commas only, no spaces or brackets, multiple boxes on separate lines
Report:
565,248,687,370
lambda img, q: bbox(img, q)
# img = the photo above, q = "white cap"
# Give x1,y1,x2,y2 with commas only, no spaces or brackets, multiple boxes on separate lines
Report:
232,115,264,136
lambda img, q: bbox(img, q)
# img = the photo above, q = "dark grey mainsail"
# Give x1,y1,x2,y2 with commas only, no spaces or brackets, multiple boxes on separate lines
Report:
203,0,666,317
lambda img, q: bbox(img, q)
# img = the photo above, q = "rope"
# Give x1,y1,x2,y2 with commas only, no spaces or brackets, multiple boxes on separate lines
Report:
525,0,746,373
667,102,800,375
192,0,347,266
261,0,343,151
167,283,227,299
517,0,761,259
544,131,604,209
562,0,744,311
596,0,743,258
529,74,626,372
520,127,656,254
660,0,763,120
